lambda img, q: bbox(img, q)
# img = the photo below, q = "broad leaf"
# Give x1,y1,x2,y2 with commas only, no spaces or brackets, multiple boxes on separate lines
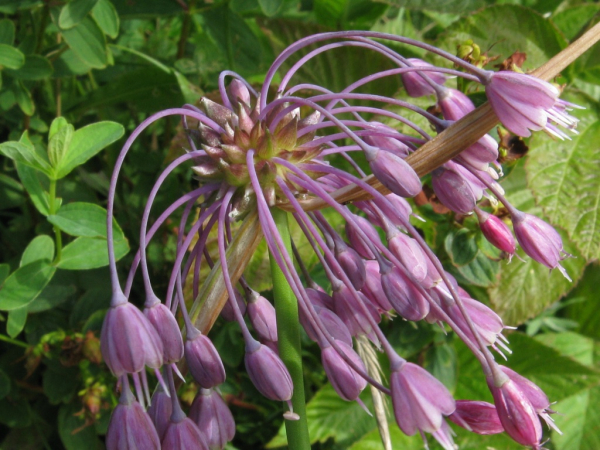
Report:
20,235,54,266
0,19,15,45
0,260,56,311
53,49,92,77
0,43,24,69
0,140,52,176
28,282,76,313
552,4,600,42
0,264,9,285
59,0,99,29
13,80,35,116
47,202,124,239
15,162,51,216
54,121,124,179
6,306,27,337
564,263,600,341
373,0,489,14
4,55,53,80
44,365,79,404
58,403,103,450
91,0,120,38
527,104,600,261
258,0,283,16
60,16,108,69
58,236,128,270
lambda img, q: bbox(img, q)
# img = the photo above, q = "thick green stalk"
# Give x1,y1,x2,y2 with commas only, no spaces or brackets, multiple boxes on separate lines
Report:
269,208,310,450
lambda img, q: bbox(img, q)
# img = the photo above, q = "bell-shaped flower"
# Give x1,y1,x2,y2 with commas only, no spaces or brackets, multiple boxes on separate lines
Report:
144,295,184,364
190,388,236,450
431,165,478,215
380,263,429,321
147,385,173,441
387,228,428,282
448,400,504,435
321,340,367,402
245,339,294,404
185,327,226,389
162,416,209,450
334,241,366,290
438,87,475,120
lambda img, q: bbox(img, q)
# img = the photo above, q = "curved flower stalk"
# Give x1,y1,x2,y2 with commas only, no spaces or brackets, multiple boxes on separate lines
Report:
100,30,593,449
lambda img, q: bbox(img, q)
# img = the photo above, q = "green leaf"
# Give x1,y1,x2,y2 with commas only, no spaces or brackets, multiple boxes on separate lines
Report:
0,369,10,400
111,0,181,18
424,342,457,392
13,80,34,116
373,0,488,14
0,140,52,176
0,260,56,311
0,264,9,286
0,19,15,45
455,250,500,287
48,202,123,238
48,123,74,169
552,4,600,42
439,5,567,71
58,403,103,450
267,384,376,448
6,306,27,337
58,236,128,270
44,365,79,404
54,121,124,179
526,110,600,261
91,0,119,38
0,43,24,69
20,235,54,266
28,282,76,313
314,0,347,27
0,172,24,210
53,49,92,77
60,16,108,69
49,116,69,140
258,0,283,16
445,228,478,266
564,263,600,341
59,0,99,29
15,162,51,216
4,54,53,80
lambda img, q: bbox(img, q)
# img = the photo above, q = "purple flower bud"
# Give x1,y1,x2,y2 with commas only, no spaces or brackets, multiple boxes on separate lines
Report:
228,79,251,106
332,283,380,346
383,194,413,228
345,215,378,260
387,230,428,282
162,417,209,450
190,389,235,450
247,292,278,342
365,147,422,198
438,88,475,120
457,134,499,170
499,366,550,413
185,331,226,389
380,265,429,321
448,400,504,435
363,122,410,158
106,385,161,450
401,58,446,98
488,376,542,448
476,208,516,256
221,289,246,321
101,293,164,376
484,71,558,137
321,340,367,401
512,210,569,278
431,165,477,215
361,260,393,313
245,341,293,402
306,286,334,310
390,361,455,435
148,386,173,441
299,303,353,347
335,243,366,290
144,298,184,364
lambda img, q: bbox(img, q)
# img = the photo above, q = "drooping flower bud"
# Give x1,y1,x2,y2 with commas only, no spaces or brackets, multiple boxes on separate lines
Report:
475,208,516,256
335,241,366,290
361,260,393,313
345,215,378,260
247,291,278,343
101,292,164,377
380,264,429,321
511,210,569,279
148,385,173,441
321,340,367,401
484,70,559,137
106,382,161,450
162,416,209,450
306,286,334,310
144,295,184,364
448,400,504,435
221,289,246,321
332,281,380,346
363,122,410,158
299,303,353,347
387,229,428,282
185,329,226,389
390,361,456,436
431,165,477,215
437,87,475,120
245,340,294,404
364,147,422,198
228,79,251,107
400,58,446,98
190,389,236,450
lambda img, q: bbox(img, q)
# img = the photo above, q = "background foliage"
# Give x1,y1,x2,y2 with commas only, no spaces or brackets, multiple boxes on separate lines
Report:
0,0,599,449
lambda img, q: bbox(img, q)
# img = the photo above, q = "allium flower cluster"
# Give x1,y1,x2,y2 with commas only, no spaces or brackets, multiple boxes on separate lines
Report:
102,31,578,449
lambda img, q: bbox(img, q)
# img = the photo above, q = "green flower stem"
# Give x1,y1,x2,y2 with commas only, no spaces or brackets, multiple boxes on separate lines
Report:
0,334,29,348
269,207,310,450
48,179,62,263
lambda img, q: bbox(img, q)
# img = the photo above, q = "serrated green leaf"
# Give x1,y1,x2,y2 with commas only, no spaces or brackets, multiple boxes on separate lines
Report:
15,162,51,216
0,260,56,311
0,19,15,45
91,0,119,38
0,43,24,69
54,121,124,178
60,16,107,69
47,202,123,239
527,112,600,261
48,122,74,168
20,235,54,266
439,5,567,71
0,140,52,176
4,54,52,80
59,0,99,29
6,306,27,337
58,236,128,270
